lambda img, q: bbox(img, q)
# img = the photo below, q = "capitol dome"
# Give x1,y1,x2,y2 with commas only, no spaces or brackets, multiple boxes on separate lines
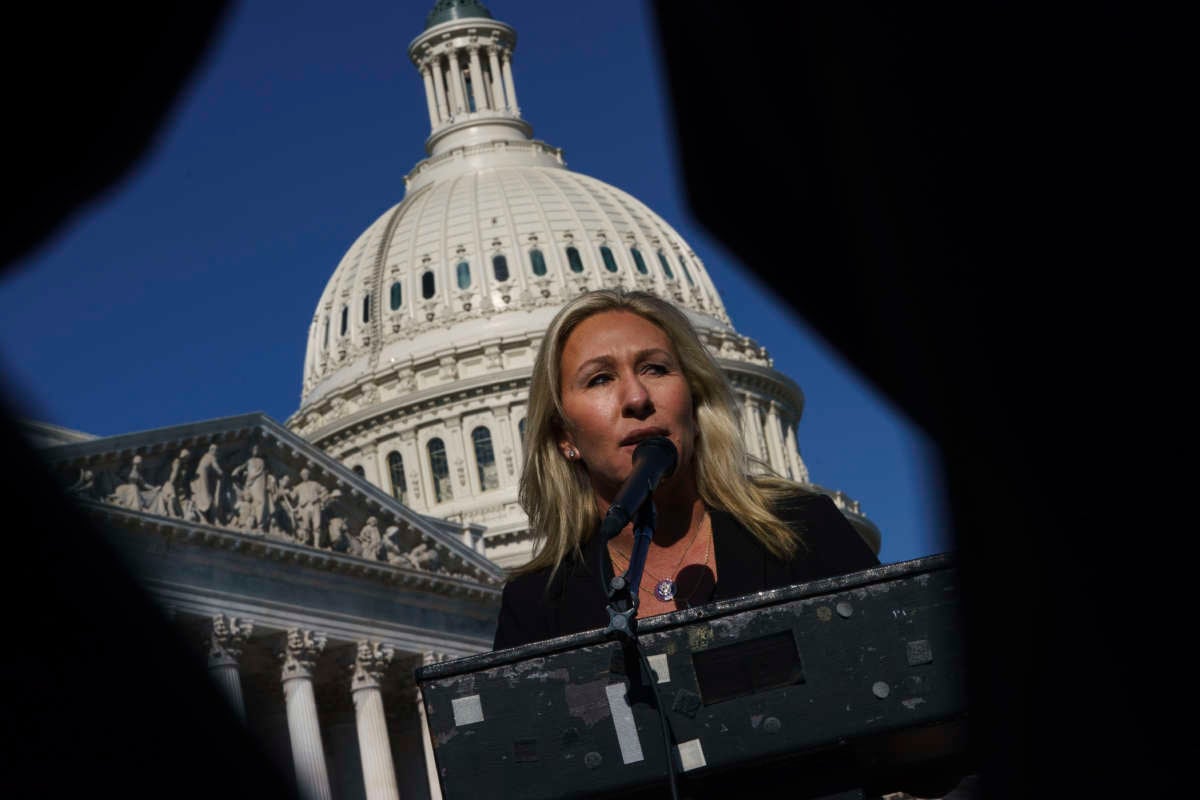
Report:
287,0,879,566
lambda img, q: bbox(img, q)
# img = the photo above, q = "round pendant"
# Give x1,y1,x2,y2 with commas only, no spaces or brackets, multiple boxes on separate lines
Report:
653,579,677,602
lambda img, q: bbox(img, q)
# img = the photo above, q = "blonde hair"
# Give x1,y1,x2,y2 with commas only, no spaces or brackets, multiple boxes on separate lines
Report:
515,289,809,578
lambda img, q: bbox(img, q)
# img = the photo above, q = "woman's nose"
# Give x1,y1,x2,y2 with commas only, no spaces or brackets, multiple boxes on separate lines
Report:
621,375,654,417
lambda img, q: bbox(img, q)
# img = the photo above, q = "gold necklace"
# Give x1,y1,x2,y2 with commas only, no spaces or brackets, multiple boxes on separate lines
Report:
610,524,711,603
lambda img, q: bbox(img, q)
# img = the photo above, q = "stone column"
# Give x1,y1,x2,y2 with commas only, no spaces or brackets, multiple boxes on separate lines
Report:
420,62,440,128
352,641,400,800
763,401,787,477
419,652,447,800
447,53,466,116
501,52,519,115
741,394,764,460
785,423,811,484
207,614,252,721
467,47,490,110
281,629,332,800
492,407,517,488
487,46,504,110
430,56,450,123
359,442,380,487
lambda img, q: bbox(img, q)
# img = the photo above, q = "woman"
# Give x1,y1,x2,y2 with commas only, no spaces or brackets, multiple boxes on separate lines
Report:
493,289,878,649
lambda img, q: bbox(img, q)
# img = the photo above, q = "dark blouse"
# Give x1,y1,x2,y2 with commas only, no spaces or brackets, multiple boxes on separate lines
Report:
492,491,879,650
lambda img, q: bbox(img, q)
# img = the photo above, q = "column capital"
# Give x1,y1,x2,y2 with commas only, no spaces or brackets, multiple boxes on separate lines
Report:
282,628,327,681
351,640,396,692
422,650,449,667
208,613,253,668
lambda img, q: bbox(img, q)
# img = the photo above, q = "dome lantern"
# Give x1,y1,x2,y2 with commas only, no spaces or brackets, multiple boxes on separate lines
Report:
409,1,530,159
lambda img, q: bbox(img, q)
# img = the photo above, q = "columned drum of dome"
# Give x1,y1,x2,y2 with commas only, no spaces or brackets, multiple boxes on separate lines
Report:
288,1,881,567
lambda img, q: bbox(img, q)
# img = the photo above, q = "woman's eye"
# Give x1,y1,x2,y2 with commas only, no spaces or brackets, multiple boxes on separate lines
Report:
586,373,613,386
643,363,669,375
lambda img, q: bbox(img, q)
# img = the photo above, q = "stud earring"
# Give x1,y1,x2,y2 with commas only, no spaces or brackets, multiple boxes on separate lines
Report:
566,447,578,460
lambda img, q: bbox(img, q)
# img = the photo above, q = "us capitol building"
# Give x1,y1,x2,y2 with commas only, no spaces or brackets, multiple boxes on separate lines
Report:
27,2,882,799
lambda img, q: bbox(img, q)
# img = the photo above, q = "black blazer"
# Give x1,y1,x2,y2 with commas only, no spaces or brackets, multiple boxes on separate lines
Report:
492,491,879,650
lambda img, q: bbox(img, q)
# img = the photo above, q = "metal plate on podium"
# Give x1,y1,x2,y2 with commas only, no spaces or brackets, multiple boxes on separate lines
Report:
415,554,966,799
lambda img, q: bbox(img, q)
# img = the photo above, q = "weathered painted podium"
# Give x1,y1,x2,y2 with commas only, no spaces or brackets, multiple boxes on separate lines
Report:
415,554,969,799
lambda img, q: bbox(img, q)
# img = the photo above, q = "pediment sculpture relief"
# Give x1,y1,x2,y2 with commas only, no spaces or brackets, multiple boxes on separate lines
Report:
59,438,460,576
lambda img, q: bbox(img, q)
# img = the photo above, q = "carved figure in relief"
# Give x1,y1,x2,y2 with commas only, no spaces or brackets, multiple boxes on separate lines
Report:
291,468,339,547
357,516,383,560
150,448,190,518
266,474,295,538
328,517,353,553
109,455,155,510
66,468,95,496
190,444,224,524
381,525,405,563
232,489,258,531
391,540,440,571
231,444,269,530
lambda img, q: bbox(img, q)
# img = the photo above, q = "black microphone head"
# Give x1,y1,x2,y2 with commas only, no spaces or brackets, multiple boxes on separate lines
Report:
632,436,677,479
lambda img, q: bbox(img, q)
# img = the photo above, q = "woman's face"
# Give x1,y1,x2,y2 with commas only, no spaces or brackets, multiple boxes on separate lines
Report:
557,310,698,505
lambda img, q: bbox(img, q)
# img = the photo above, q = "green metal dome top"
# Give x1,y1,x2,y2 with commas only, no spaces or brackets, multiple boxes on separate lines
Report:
425,0,494,29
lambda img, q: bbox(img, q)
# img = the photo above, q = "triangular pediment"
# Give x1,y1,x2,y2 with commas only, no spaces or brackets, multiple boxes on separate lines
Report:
39,412,505,589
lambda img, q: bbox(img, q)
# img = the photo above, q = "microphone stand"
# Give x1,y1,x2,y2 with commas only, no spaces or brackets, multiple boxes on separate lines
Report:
604,499,655,642
599,500,683,800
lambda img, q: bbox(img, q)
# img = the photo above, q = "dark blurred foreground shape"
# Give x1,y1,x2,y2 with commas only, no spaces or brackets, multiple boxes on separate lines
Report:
1,4,299,797
649,1,1166,798
0,1,1170,797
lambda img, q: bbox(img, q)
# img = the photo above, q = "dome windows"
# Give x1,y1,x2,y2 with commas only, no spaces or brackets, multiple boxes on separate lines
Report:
422,270,436,299
678,255,695,286
529,248,547,276
387,451,407,504
456,260,472,290
600,246,618,273
428,437,453,503
390,282,403,311
566,246,584,273
492,254,509,282
352,465,365,477
630,247,649,275
657,250,675,280
362,294,371,323
340,305,349,335
472,426,499,491
322,316,330,349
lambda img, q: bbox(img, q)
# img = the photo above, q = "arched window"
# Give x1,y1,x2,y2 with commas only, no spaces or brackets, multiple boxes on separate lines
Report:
390,281,402,310
472,426,499,491
340,305,349,334
387,451,407,504
428,437,452,502
362,294,371,323
492,254,509,282
529,248,547,276
600,246,618,272
678,255,695,286
657,250,675,280
456,260,471,289
352,465,365,477
630,247,648,274
566,246,584,273
322,316,329,349
422,270,435,299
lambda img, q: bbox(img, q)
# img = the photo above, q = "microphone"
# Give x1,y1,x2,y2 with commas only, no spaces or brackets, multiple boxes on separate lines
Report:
598,436,678,542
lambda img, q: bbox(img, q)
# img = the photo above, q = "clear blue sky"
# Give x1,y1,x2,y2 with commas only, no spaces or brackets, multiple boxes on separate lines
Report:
0,0,950,565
